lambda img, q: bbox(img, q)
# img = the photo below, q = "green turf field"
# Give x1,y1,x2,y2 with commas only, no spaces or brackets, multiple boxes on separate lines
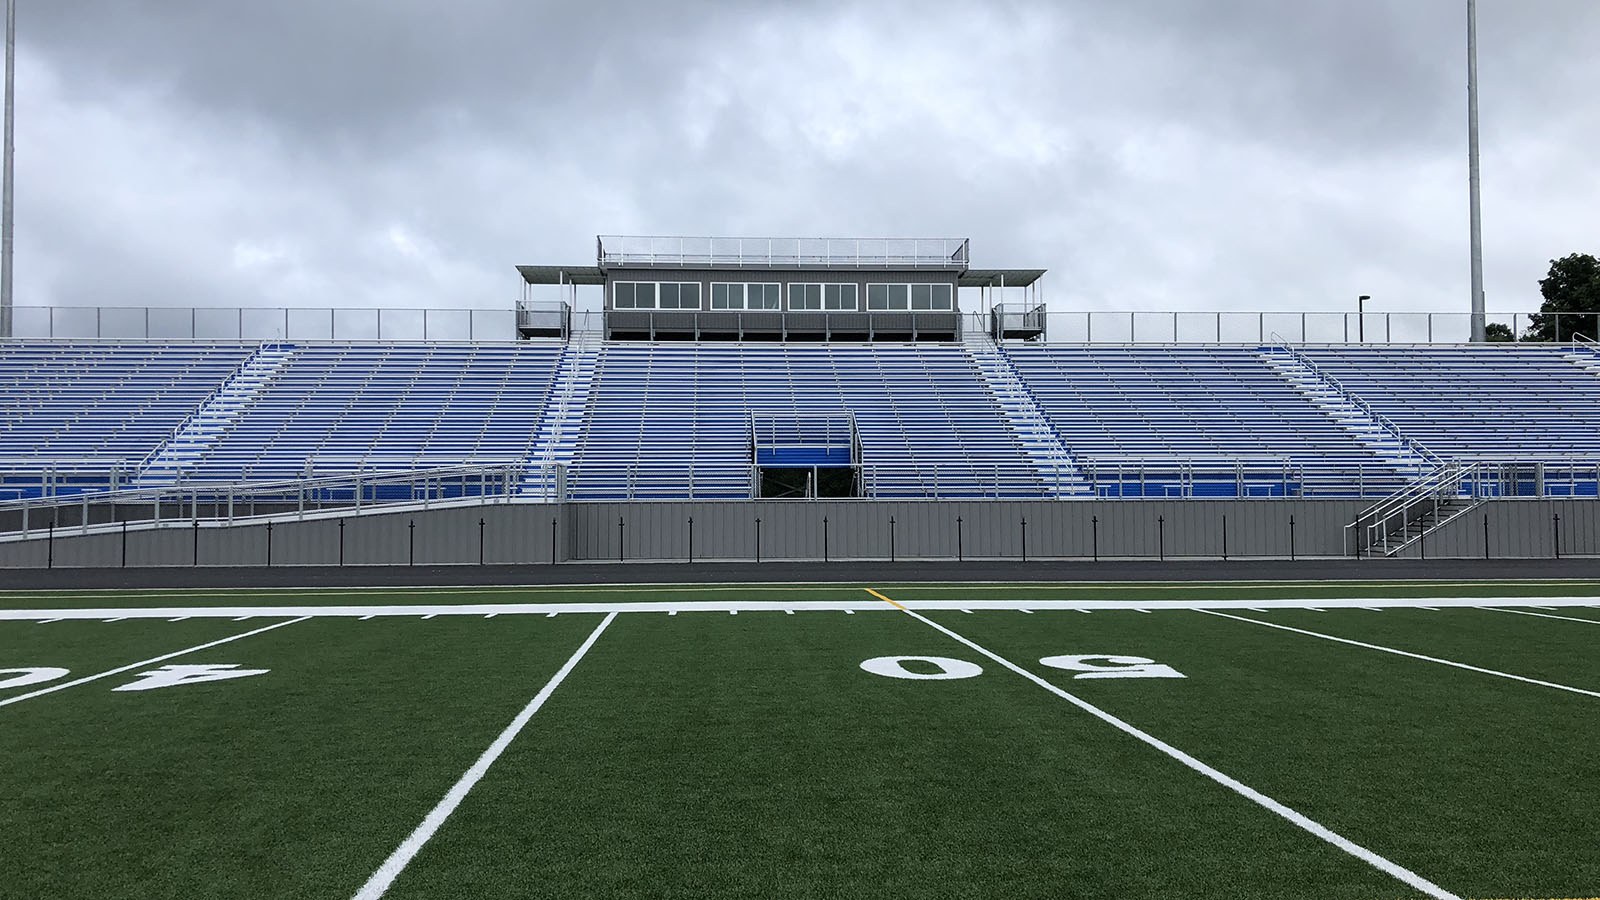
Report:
3,580,1598,899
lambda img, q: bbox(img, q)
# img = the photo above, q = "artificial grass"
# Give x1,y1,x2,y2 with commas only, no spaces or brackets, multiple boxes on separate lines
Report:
0,614,603,899
382,611,1417,900
928,608,1600,899
4,595,1596,899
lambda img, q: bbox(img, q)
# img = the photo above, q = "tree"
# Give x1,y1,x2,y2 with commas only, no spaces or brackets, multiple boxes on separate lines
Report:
1484,322,1515,342
1523,253,1600,342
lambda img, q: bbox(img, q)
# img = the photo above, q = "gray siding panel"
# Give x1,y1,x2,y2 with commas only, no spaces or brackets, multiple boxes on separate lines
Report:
2,498,1594,568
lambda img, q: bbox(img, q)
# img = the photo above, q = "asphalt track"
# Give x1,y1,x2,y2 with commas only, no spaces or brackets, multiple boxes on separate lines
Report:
3,557,1599,590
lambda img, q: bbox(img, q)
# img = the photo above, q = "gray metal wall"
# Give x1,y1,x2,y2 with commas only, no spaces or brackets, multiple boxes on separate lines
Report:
565,500,1364,562
3,498,1593,569
1384,499,1600,560
0,504,567,569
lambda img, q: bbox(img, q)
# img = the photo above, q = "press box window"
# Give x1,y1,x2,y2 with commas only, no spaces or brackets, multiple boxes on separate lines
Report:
866,283,952,311
788,283,858,311
657,282,701,310
712,283,780,310
613,282,652,309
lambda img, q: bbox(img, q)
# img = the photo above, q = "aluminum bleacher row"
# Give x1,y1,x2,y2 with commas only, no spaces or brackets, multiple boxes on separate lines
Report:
1002,346,1415,497
567,344,1045,499
0,342,253,498
2,339,1599,502
1299,346,1600,460
179,343,565,481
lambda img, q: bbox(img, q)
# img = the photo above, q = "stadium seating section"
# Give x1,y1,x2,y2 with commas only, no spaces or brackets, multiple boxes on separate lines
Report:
2,339,1598,501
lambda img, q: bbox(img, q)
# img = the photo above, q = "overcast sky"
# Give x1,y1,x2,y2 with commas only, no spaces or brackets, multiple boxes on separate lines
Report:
9,0,1598,329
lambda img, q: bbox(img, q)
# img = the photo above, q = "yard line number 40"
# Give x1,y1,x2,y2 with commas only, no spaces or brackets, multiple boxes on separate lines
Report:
860,655,1185,680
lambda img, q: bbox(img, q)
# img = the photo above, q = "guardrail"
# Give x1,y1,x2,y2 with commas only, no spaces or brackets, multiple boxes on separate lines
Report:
7,305,1596,345
0,464,532,538
597,236,970,269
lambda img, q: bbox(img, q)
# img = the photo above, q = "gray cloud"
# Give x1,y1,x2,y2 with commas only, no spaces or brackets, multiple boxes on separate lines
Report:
9,0,1599,333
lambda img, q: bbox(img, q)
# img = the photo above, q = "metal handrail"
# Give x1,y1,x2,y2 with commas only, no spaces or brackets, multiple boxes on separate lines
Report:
1346,461,1506,556
0,463,526,511
1266,334,1444,468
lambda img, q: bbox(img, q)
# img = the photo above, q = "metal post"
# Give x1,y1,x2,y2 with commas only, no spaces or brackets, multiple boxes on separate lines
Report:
266,521,274,567
1289,515,1296,561
1358,295,1368,342
687,516,694,563
617,516,624,563
121,521,128,568
549,517,558,564
46,517,53,568
1467,0,1486,342
1482,513,1489,560
479,517,486,565
0,0,14,338
1221,515,1228,560
956,515,963,562
338,519,346,566
1553,513,1561,559
823,516,829,562
1091,515,1099,561
889,515,896,562
1021,517,1027,562
192,519,200,566
1157,515,1165,561
408,519,415,566
755,517,761,563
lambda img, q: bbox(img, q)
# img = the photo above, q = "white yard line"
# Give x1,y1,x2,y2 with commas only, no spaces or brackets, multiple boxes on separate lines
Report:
1487,607,1600,627
891,604,1461,900
349,612,617,900
1201,611,1600,700
0,616,310,708
3,597,1600,621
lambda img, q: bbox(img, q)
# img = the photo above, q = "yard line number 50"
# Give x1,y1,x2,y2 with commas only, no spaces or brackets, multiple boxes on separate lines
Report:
859,655,1185,681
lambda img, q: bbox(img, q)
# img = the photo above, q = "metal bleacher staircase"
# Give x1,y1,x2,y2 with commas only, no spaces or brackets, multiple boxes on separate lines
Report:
964,333,1089,496
1349,461,1493,557
1563,335,1600,377
134,343,299,486
520,337,600,500
1259,342,1437,480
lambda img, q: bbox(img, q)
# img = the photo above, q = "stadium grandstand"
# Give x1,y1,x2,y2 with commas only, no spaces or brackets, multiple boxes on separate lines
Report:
2,235,1598,565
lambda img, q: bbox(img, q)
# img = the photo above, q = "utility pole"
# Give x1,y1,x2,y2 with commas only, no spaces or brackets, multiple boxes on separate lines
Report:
1467,0,1486,343
1,0,15,338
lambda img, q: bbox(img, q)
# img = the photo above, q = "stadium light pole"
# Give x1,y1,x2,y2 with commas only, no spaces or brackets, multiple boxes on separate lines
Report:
0,0,13,339
1467,0,1486,343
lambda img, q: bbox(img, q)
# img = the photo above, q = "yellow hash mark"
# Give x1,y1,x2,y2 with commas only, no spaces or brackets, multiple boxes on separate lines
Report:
865,588,907,611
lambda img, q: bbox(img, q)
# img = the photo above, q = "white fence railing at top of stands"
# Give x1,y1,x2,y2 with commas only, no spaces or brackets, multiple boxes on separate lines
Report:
0,464,531,538
6,305,1595,345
